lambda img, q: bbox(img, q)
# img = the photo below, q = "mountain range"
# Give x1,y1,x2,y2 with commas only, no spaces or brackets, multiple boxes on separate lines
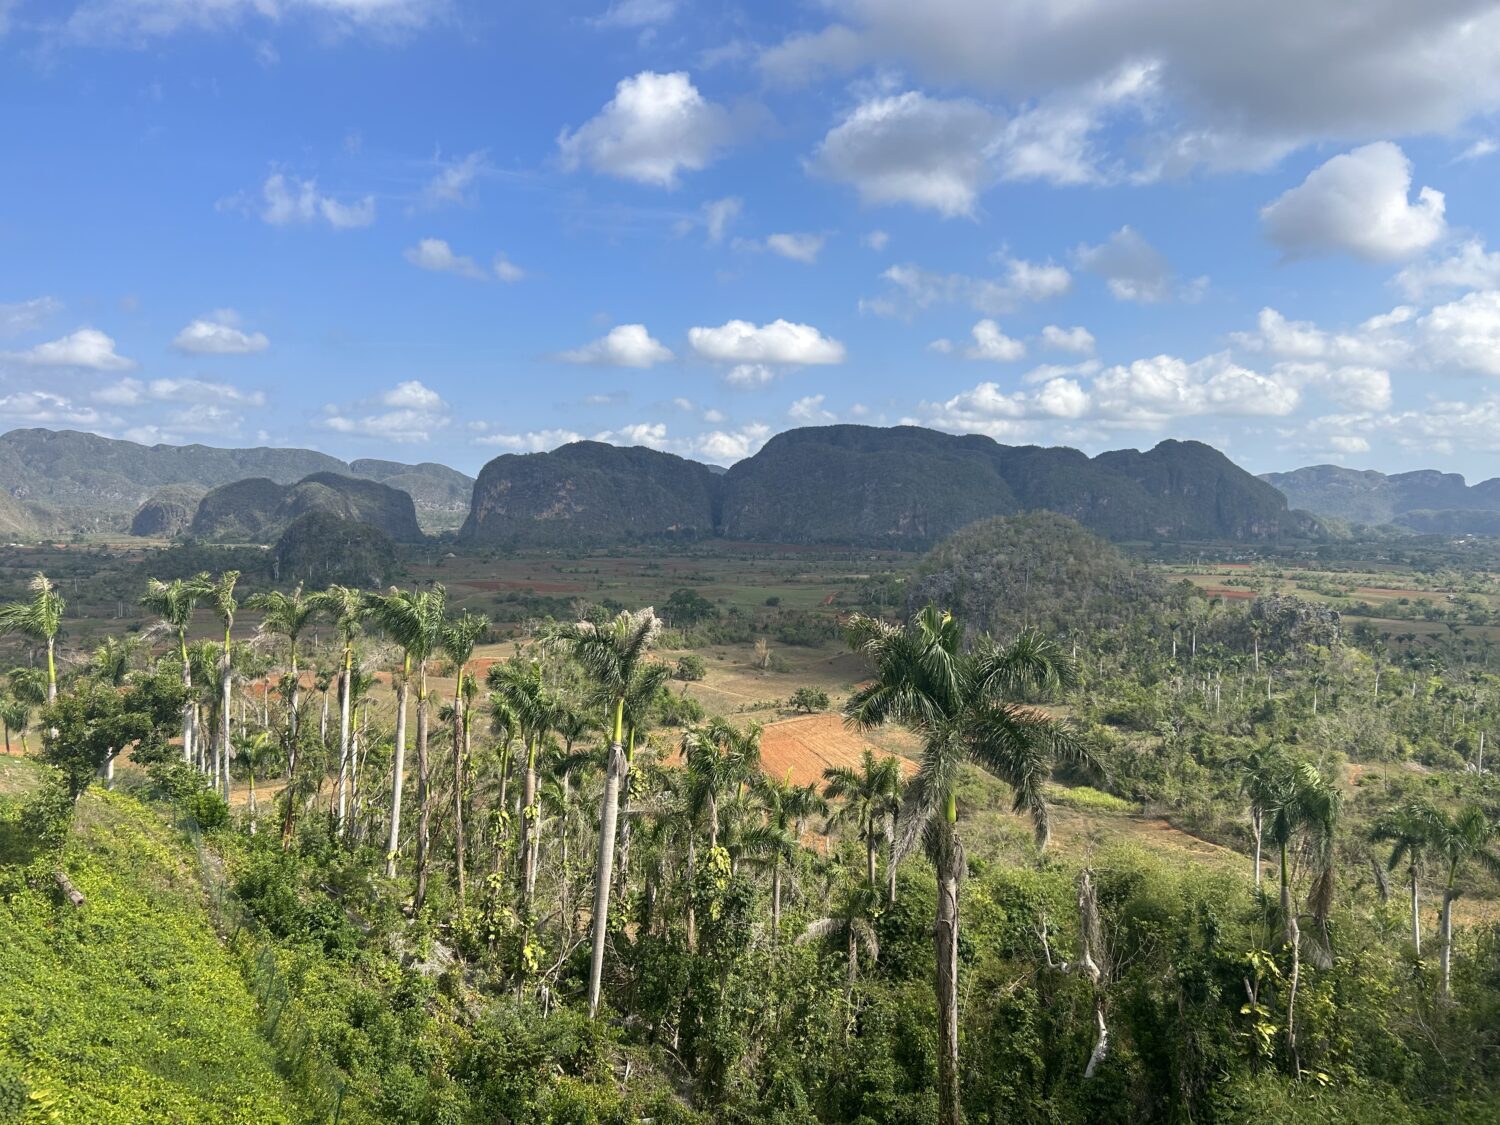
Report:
1260,465,1500,533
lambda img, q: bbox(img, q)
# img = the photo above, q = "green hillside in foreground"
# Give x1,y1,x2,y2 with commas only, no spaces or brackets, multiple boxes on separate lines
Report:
0,758,300,1124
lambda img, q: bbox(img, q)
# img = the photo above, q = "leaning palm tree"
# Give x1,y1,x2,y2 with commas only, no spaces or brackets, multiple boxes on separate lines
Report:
140,574,209,765
844,608,1080,1125
0,572,65,705
202,571,240,801
364,585,447,904
441,611,489,909
550,605,661,1019
1372,802,1434,955
823,748,904,900
310,585,365,838
1414,802,1500,999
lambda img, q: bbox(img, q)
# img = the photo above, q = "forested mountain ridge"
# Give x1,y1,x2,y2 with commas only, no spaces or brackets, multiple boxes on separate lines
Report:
188,472,424,543
462,425,1318,547
1263,463,1500,532
0,429,472,534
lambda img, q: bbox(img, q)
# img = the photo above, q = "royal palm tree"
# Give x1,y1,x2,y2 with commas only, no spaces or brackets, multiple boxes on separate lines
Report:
1372,802,1434,955
441,611,488,909
89,635,144,786
1414,802,1500,999
236,730,276,836
1238,745,1285,890
755,771,827,940
823,748,904,900
800,883,882,1040
0,697,29,755
844,608,1080,1125
202,571,241,801
364,585,447,904
0,572,65,705
140,574,209,765
551,605,661,1019
247,585,316,742
487,657,560,915
310,585,365,838
613,658,672,890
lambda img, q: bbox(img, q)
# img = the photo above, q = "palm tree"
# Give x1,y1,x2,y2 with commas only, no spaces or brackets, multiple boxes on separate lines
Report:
613,659,672,890
755,772,827,940
1414,802,1500,999
844,608,1080,1125
247,585,316,742
202,571,241,802
487,657,560,916
310,585,365,838
1259,752,1339,1077
1238,745,1283,890
823,748,904,900
140,574,209,765
800,883,881,1040
89,635,144,787
442,611,489,910
236,730,276,836
1372,803,1433,955
551,605,661,1019
0,697,29,755
364,585,447,904
0,572,65,705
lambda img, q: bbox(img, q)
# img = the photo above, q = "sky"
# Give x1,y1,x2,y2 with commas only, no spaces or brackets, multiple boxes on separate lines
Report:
4,1,1500,479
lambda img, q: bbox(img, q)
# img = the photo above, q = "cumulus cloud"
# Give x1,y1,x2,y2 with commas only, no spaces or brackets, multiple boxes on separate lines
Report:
558,71,736,187
688,319,846,366
963,320,1025,362
693,421,771,462
3,327,136,371
404,238,486,279
171,311,269,354
322,379,449,443
765,232,825,264
788,394,836,422
475,428,586,451
1076,226,1177,303
1420,289,1500,377
101,376,267,408
864,256,1070,317
759,1,1500,175
0,297,62,338
1261,143,1445,261
1395,239,1500,299
0,390,110,427
1041,325,1095,354
808,91,1002,217
559,324,675,368
1231,306,1413,367
259,172,375,229
724,364,777,387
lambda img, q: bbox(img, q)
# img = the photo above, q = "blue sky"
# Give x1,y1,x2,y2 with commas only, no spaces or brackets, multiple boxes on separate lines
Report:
3,1,1500,478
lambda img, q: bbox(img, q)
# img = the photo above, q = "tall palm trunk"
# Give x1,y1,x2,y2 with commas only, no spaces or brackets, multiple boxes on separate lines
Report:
771,853,783,941
520,737,540,911
336,645,353,836
220,640,233,803
1440,865,1458,999
385,662,409,879
865,833,878,890
1280,841,1302,1077
46,636,57,704
414,665,432,909
453,674,467,909
587,698,626,1019
1251,807,1264,889
935,798,962,1125
1409,866,1421,955
886,813,898,904
686,831,697,951
180,638,194,766
616,729,637,893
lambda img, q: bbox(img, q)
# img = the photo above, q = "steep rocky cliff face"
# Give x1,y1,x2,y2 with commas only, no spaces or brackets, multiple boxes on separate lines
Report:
188,473,423,543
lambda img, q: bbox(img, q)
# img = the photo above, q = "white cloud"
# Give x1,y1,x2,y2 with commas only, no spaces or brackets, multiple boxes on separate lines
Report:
1395,239,1500,299
3,327,136,371
63,0,445,43
1231,306,1412,366
1092,354,1300,423
601,421,670,448
758,2,1500,176
788,394,836,422
1420,289,1500,377
765,232,825,264
559,324,675,368
322,379,449,443
865,256,1070,317
493,253,525,283
693,422,771,462
404,238,486,279
927,338,953,354
259,172,375,229
476,428,585,451
1329,434,1371,454
1041,325,1095,354
863,230,889,251
0,297,62,338
558,71,736,187
1271,361,1392,411
171,311,269,354
963,319,1025,362
724,363,777,387
808,91,1002,218
0,390,110,427
688,319,846,366
1457,138,1498,162
419,150,487,209
592,0,676,28
1261,143,1445,261
1076,226,1175,303
151,377,267,406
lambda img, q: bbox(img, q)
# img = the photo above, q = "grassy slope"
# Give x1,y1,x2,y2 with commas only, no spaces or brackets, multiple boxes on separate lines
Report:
0,757,300,1124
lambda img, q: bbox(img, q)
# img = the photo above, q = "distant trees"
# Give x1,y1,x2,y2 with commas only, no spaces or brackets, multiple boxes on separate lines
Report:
789,685,829,713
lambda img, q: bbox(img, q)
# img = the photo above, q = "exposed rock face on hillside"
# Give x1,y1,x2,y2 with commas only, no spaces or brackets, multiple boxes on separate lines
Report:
0,428,471,534
272,511,398,588
129,485,208,538
1262,463,1500,536
458,441,720,547
189,473,423,543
